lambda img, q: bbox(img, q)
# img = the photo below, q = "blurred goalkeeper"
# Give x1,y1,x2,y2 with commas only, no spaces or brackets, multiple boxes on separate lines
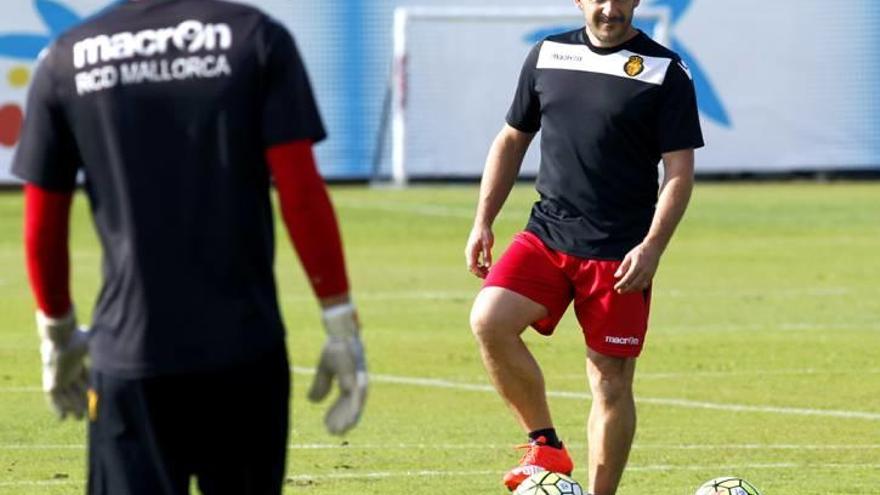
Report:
13,1,366,493
466,0,703,493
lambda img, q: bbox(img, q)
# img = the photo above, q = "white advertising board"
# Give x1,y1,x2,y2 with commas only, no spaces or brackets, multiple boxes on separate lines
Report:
387,1,880,179
1,1,878,183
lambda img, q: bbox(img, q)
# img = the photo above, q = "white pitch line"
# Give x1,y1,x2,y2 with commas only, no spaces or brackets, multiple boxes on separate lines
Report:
635,396,880,420
557,368,880,380
288,443,880,451
625,462,880,472
334,200,475,219
657,321,880,332
286,469,496,482
5,366,880,395
0,480,81,487
277,290,474,303
0,444,84,450
665,287,851,298
7,463,880,487
634,444,880,450
290,367,880,421
286,462,880,482
631,368,880,379
278,288,861,302
290,443,497,450
4,443,879,451
3,443,879,451
4,369,878,420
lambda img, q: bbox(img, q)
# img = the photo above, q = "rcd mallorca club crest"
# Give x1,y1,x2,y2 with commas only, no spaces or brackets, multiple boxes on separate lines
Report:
623,55,645,77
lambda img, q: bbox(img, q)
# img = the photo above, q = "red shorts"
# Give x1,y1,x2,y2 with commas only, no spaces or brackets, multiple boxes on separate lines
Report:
483,231,651,358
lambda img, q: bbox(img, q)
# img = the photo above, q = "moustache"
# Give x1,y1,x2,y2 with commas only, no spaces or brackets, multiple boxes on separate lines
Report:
598,14,627,24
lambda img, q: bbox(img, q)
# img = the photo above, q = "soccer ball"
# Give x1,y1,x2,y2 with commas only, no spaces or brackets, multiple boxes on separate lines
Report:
514,471,584,495
695,476,762,495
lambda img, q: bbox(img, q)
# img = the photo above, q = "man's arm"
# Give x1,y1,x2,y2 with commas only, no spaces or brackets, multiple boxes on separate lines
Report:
266,140,366,435
613,148,695,293
266,140,349,304
24,184,73,317
23,184,89,420
466,124,536,278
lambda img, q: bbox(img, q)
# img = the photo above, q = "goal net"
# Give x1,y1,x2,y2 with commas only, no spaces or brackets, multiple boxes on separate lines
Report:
382,6,671,185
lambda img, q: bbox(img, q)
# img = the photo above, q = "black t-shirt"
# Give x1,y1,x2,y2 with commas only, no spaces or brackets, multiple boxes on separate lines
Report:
507,29,704,260
12,0,325,377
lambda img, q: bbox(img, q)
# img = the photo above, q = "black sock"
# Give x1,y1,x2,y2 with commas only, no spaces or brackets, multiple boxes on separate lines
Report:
528,428,562,449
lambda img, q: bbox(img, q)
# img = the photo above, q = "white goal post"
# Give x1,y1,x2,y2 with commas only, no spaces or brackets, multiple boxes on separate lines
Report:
388,6,671,185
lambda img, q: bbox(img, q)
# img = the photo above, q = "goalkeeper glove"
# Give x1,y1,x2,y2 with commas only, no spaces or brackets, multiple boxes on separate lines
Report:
308,303,368,435
36,309,90,420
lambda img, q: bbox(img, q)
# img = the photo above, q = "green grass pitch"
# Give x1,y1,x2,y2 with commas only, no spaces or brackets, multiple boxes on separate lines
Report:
0,182,878,494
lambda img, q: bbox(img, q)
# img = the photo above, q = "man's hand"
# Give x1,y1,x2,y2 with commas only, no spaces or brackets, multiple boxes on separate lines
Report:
613,242,662,294
466,224,494,279
36,309,89,420
613,148,694,294
308,303,367,435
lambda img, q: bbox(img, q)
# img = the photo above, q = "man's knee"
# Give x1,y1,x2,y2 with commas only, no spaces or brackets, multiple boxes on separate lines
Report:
469,288,545,345
591,373,633,406
469,302,505,345
588,353,636,406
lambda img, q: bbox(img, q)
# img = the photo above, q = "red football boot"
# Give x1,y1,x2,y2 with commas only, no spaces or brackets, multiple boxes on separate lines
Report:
502,436,574,491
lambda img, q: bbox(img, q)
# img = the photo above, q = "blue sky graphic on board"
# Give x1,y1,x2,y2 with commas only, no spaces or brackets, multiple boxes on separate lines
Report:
0,0,90,60
524,0,731,128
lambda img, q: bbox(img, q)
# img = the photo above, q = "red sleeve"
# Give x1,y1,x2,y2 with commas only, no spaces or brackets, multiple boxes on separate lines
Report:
266,140,349,299
24,184,73,317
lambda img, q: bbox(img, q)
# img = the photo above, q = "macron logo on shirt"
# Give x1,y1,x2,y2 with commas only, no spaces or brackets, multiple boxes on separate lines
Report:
605,336,641,346
72,20,234,95
73,20,232,69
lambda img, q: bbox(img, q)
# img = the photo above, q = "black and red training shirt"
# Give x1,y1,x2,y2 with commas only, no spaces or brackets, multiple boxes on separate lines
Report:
507,28,704,260
13,0,325,377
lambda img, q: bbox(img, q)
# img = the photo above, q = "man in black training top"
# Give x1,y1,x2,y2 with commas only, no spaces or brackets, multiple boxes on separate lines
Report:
465,0,703,493
13,1,367,494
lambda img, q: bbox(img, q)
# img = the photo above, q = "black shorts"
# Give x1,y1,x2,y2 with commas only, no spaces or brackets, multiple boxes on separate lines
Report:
87,346,290,495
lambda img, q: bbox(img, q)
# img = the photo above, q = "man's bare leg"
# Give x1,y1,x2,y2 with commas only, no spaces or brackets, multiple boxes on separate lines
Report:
470,287,551,431
586,350,637,495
